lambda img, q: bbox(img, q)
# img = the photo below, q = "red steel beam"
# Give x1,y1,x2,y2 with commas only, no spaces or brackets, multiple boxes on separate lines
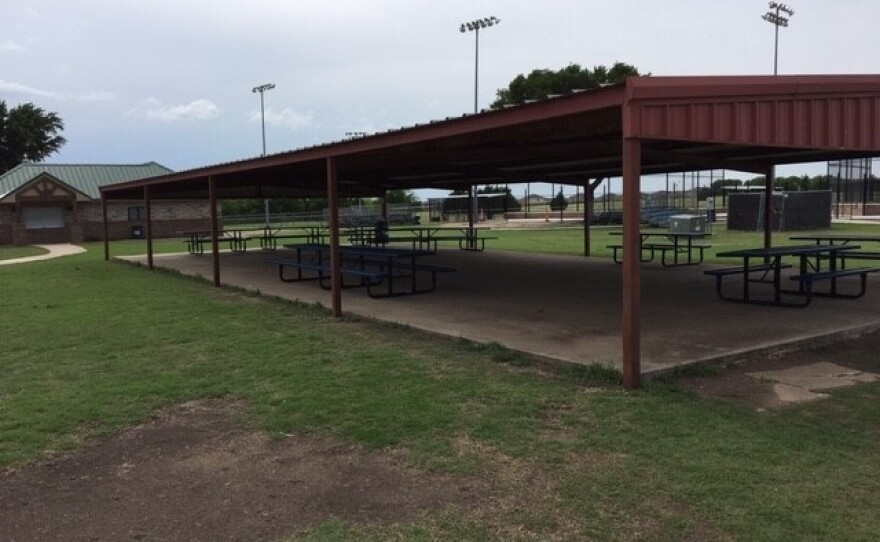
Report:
621,138,642,390
764,167,775,250
101,196,109,261
583,181,591,257
145,186,154,270
209,176,220,287
327,157,342,317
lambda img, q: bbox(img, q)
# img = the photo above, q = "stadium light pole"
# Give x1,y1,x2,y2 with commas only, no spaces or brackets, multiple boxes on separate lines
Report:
762,2,794,76
459,16,500,114
459,16,500,236
252,83,275,227
252,83,275,155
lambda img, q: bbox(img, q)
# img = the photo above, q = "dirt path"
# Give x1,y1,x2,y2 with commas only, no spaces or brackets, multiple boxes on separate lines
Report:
3,334,878,540
1,401,482,542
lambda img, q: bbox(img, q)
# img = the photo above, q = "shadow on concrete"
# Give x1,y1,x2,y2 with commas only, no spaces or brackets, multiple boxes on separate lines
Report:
121,248,880,375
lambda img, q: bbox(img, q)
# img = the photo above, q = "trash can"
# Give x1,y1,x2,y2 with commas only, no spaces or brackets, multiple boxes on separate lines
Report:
131,225,145,239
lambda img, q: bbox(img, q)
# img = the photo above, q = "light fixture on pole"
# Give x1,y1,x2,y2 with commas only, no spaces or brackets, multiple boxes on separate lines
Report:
459,15,500,114
762,2,794,76
252,83,275,155
252,83,275,227
459,16,500,236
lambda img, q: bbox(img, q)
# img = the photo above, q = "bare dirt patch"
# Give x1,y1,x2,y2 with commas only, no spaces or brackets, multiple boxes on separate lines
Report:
1,401,483,542
677,330,880,409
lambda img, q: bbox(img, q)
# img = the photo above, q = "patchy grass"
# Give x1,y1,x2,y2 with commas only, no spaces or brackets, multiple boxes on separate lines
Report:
1,242,879,541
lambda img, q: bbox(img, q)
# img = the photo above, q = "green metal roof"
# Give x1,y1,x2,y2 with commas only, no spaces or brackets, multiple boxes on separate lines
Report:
0,162,173,200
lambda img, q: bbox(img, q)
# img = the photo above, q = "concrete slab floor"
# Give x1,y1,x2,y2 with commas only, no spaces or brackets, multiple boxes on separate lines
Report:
120,248,880,375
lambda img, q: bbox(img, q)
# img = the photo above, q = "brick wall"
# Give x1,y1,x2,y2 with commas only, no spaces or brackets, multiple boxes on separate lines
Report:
1,200,217,245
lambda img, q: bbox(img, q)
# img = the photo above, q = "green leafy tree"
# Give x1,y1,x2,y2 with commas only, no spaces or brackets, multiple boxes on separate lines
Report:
549,188,568,212
0,101,67,173
478,185,521,213
384,189,420,204
491,62,641,109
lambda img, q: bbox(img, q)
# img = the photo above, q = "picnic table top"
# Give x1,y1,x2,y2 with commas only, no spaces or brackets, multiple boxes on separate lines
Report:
609,230,711,238
181,229,244,237
789,234,880,243
282,243,433,258
345,225,491,233
716,244,860,258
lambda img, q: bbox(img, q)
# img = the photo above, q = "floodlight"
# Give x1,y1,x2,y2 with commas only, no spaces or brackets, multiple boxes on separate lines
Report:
458,14,502,231
762,2,794,75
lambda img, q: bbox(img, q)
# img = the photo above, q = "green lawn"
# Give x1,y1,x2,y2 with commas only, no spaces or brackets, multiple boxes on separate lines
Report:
485,222,880,265
1,236,879,540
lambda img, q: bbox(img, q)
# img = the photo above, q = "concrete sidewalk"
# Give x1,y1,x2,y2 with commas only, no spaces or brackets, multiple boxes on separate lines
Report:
121,248,880,375
0,244,86,266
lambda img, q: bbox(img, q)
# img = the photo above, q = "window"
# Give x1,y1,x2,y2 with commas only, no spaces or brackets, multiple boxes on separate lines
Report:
127,206,146,221
22,206,64,229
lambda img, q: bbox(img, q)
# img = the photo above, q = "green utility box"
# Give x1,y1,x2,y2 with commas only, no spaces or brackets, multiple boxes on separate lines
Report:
668,214,707,234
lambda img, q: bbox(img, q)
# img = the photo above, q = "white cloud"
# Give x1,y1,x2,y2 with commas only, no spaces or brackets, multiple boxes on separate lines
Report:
0,41,24,53
146,99,220,122
0,80,56,99
250,107,315,130
0,79,115,102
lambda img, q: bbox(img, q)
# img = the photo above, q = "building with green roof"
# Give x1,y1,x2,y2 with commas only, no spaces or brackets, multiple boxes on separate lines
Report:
0,162,212,245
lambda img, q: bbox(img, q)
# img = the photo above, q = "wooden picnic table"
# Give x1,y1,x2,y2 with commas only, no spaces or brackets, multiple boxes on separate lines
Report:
706,244,877,307
608,231,711,266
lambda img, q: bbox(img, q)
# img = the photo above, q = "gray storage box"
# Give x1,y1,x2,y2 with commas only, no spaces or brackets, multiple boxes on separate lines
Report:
668,214,707,234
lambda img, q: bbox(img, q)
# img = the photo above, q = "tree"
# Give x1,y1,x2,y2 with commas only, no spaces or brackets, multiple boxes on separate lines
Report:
491,62,641,109
384,190,420,204
477,185,521,213
0,101,67,173
549,188,568,212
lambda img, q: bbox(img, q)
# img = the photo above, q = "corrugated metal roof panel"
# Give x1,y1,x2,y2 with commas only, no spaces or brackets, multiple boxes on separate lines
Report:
0,162,172,200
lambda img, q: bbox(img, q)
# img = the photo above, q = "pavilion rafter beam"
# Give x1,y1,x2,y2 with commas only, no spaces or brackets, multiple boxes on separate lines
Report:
641,147,769,175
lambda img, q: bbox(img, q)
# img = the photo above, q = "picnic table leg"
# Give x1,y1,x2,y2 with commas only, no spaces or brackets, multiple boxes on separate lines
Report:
773,256,783,305
409,254,417,294
829,250,839,296
386,256,395,296
798,253,809,294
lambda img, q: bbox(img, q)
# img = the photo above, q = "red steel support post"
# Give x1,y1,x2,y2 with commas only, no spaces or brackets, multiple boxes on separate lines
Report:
326,157,342,317
764,167,775,250
208,176,220,287
583,182,591,256
101,195,109,261
145,186,154,270
622,138,642,390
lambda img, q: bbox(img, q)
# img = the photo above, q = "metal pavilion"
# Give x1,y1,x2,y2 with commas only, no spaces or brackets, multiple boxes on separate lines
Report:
100,75,880,389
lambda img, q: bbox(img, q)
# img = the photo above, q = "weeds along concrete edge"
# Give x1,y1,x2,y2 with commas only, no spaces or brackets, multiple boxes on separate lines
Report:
645,321,880,382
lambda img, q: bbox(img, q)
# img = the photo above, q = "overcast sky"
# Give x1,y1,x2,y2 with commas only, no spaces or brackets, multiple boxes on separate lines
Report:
3,0,878,196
